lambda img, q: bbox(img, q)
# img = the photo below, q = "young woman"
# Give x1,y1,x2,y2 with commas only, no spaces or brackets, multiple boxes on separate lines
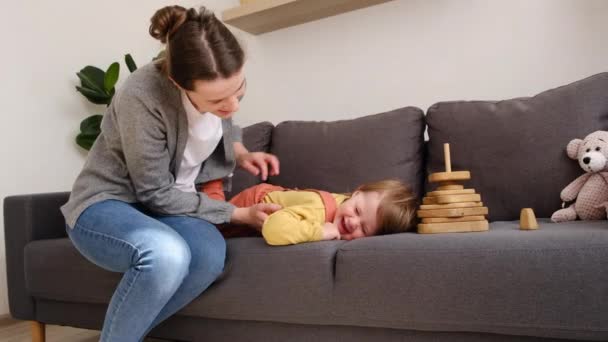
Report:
61,6,279,341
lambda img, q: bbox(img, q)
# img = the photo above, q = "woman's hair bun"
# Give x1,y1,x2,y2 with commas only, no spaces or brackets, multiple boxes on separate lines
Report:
149,5,189,44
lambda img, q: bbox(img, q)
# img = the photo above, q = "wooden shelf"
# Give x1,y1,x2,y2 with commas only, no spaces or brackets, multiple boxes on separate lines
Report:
222,0,394,35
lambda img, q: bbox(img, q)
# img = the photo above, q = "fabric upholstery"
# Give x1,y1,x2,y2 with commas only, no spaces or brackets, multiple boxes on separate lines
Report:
269,107,426,198
426,72,608,220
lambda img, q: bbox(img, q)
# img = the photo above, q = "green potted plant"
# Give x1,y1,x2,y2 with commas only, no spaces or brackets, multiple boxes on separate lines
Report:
74,54,138,150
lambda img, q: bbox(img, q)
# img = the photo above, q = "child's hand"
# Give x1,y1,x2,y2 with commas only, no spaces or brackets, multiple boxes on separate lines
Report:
231,203,282,229
322,222,341,241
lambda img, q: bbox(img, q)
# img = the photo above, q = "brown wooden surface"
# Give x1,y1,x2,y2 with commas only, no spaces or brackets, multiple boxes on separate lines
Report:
419,202,482,210
520,208,539,230
223,0,395,34
422,193,481,205
418,220,489,234
417,206,488,218
428,171,470,183
0,318,166,342
435,184,464,190
31,321,44,342
427,189,475,197
421,215,486,223
443,143,452,172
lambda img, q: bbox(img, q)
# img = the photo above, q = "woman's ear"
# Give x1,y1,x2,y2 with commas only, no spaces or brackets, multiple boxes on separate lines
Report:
566,139,583,159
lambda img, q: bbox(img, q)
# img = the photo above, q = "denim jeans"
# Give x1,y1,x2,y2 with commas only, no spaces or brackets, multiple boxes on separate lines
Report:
66,199,226,342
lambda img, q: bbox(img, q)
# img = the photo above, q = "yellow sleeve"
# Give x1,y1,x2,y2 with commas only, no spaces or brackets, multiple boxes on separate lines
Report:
262,208,324,246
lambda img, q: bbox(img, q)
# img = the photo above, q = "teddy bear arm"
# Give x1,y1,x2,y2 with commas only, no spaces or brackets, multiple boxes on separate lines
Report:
560,174,591,202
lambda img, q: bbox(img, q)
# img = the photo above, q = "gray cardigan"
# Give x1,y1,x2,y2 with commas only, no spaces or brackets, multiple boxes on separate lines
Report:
61,63,242,229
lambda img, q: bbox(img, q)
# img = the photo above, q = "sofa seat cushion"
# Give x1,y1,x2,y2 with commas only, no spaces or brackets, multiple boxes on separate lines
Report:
24,236,344,323
425,72,608,221
24,238,121,303
25,221,608,340
332,219,608,341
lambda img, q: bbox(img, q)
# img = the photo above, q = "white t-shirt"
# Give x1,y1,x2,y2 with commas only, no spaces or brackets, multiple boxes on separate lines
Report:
174,90,223,193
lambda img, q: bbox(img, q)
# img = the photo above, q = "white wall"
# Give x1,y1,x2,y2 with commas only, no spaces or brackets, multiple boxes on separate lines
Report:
243,0,608,126
1,0,607,317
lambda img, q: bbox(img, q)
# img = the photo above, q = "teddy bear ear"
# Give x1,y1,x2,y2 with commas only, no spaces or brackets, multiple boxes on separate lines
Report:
566,139,583,159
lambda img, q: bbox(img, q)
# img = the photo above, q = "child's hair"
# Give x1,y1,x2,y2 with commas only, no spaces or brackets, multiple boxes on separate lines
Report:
356,179,418,235
149,5,245,90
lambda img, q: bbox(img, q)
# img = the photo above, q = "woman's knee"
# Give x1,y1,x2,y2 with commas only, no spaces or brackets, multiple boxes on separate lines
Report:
135,231,192,281
154,217,227,281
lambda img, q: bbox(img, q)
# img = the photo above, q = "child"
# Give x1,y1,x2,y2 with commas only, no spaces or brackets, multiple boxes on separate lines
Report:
205,179,417,245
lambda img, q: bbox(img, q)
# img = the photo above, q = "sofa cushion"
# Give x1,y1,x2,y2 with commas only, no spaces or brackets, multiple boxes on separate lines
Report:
426,72,608,221
268,107,426,198
26,221,608,340
332,219,608,341
25,236,344,323
225,121,274,199
24,238,120,303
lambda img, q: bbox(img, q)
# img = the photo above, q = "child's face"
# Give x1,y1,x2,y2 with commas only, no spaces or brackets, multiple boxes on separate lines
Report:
333,191,383,240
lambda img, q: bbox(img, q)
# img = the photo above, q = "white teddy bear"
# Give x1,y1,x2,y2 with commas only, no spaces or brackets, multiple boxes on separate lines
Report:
551,130,608,222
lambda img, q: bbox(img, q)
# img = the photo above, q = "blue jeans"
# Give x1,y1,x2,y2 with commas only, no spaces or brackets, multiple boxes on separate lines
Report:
66,199,226,342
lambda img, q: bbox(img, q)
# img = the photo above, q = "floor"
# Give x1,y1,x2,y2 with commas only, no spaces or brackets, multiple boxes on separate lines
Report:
0,317,167,341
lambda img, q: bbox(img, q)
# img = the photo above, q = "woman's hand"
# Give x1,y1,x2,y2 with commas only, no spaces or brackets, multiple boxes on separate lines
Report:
234,142,280,181
231,203,282,229
322,222,341,241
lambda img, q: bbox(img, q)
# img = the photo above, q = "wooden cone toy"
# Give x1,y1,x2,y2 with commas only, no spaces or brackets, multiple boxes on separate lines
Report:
417,143,489,234
519,208,539,230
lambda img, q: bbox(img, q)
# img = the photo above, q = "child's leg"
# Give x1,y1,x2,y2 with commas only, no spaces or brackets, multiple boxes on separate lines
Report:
229,183,285,207
200,179,225,201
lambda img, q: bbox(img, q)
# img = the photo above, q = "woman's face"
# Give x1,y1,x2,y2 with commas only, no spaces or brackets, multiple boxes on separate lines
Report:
182,68,246,119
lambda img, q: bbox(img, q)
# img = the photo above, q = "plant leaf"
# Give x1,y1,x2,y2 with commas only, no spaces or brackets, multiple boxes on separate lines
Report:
104,62,120,93
125,54,138,73
76,115,103,151
80,114,103,133
77,66,105,93
76,132,97,151
76,86,111,105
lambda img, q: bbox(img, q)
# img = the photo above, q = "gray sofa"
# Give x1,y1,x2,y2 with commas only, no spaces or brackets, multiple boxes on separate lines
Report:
5,72,608,342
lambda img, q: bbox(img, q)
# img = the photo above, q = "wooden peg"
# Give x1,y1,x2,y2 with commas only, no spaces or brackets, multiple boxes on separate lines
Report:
520,208,539,230
444,143,451,172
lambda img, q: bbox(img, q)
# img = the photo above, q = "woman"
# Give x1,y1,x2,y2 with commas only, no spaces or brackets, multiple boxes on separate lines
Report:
60,5,279,341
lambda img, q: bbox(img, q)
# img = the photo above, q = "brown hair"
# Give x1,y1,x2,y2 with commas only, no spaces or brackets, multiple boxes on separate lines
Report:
149,5,245,90
356,179,418,235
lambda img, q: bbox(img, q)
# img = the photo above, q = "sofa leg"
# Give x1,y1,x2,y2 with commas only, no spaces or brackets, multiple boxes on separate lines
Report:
31,321,45,342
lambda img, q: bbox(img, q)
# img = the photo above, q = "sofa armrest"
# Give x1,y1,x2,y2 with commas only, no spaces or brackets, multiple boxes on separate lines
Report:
3,191,70,320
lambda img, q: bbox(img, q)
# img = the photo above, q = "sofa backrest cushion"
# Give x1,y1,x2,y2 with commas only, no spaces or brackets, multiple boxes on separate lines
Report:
226,121,274,199
268,107,426,198
426,72,608,221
